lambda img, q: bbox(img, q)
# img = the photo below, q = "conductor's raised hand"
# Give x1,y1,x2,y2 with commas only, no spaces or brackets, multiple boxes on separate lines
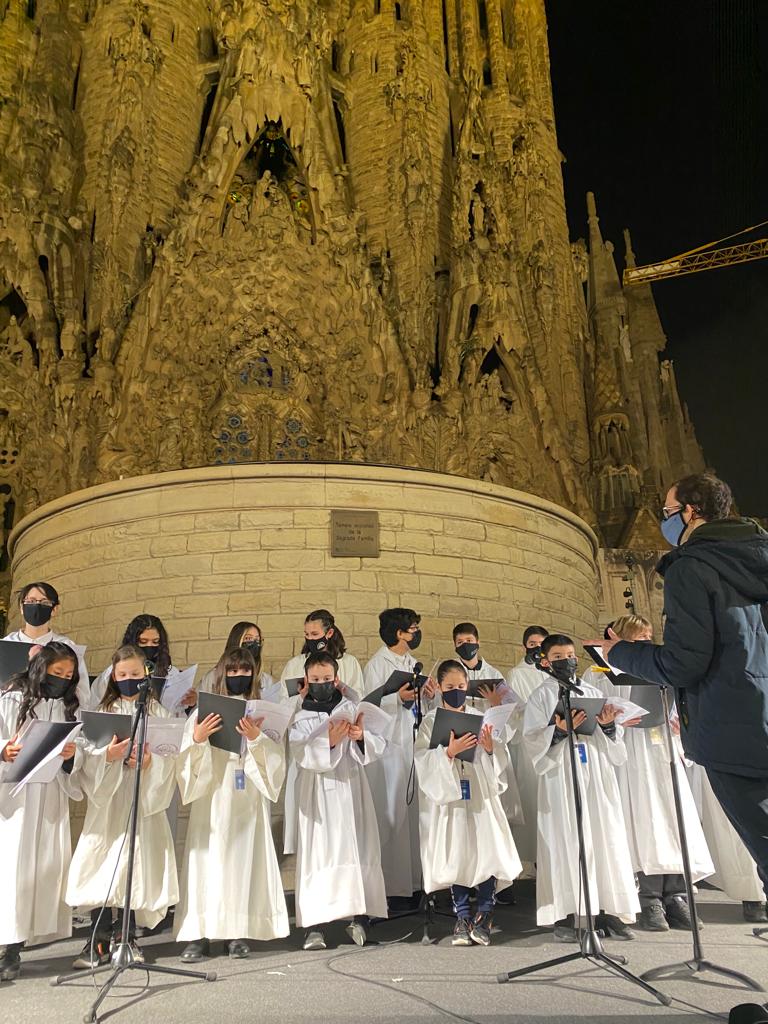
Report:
447,729,478,759
193,712,222,744
585,626,621,658
348,713,364,742
597,704,619,725
2,736,21,763
237,716,263,741
328,718,350,748
106,734,130,762
479,723,494,753
397,682,417,704
478,684,502,707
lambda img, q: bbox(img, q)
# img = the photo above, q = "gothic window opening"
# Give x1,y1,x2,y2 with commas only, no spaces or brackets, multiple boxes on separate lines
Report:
332,94,347,162
26,0,36,18
71,56,81,110
371,53,378,73
213,414,254,465
331,41,341,72
394,2,402,21
170,23,176,43
467,303,479,337
275,418,312,462
373,0,380,13
198,26,217,60
477,0,488,38
501,1,514,47
441,0,450,73
140,19,151,39
479,345,502,377
197,76,218,153
482,59,492,87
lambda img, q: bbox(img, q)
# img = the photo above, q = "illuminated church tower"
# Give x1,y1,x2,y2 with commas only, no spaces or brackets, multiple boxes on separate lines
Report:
0,0,703,636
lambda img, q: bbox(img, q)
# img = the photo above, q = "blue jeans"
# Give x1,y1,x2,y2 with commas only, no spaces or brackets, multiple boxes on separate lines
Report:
451,877,496,919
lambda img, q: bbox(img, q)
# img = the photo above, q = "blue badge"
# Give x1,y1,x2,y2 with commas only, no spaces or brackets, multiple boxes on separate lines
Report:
460,778,471,800
234,768,246,790
577,743,588,765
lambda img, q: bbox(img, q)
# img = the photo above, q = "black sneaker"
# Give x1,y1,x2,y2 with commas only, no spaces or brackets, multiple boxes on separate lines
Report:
665,895,700,930
596,913,636,940
638,902,669,931
452,918,472,946
495,886,516,906
181,938,210,962
743,901,768,924
227,939,250,959
72,939,111,970
0,943,22,983
302,930,326,950
469,913,493,946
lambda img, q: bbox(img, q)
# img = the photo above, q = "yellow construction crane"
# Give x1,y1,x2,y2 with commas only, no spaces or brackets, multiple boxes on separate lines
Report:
622,219,768,286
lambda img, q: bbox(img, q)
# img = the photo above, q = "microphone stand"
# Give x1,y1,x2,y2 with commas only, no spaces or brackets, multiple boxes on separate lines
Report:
497,673,670,1006
53,674,215,1021
640,683,764,991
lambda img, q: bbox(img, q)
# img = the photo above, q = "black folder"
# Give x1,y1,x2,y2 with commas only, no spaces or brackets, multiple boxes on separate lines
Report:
363,670,427,707
81,710,133,747
197,690,246,755
467,677,504,699
2,720,78,784
628,683,666,729
428,706,483,763
0,639,34,687
552,696,606,736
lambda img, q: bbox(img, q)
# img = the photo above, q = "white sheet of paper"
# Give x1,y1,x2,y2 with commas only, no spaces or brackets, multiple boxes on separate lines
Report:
10,722,82,797
607,697,650,725
160,665,198,712
245,699,295,742
145,719,186,757
593,644,621,677
332,700,392,737
482,703,518,740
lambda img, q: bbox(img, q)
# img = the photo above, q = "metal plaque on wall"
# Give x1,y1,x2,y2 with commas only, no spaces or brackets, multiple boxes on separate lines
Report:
330,510,380,558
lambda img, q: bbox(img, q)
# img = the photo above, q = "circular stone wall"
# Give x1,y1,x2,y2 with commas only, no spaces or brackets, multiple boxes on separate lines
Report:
7,463,599,678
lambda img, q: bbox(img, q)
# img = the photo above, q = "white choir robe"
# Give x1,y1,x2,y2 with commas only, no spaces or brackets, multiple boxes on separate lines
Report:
415,708,522,894
524,678,640,926
584,668,713,882
3,628,90,710
0,692,84,945
289,699,388,928
505,658,546,863
174,713,290,941
66,699,179,928
362,645,421,897
689,762,764,901
459,658,523,826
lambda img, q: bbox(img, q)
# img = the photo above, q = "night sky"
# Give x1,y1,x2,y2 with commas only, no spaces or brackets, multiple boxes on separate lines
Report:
547,0,768,516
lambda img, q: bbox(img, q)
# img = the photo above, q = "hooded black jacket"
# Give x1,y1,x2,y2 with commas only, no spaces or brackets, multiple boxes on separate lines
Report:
609,518,768,777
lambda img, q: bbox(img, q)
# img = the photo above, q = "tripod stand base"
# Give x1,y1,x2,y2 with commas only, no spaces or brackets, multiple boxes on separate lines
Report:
753,927,768,939
641,957,764,991
498,947,671,1005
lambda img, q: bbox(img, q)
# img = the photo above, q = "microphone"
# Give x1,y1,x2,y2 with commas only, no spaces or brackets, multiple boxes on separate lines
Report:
412,661,423,680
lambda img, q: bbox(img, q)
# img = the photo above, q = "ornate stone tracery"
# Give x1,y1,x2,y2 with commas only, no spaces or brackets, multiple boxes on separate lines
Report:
0,0,705,607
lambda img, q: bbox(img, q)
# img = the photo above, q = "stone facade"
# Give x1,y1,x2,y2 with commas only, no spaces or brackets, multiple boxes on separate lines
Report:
6,463,599,677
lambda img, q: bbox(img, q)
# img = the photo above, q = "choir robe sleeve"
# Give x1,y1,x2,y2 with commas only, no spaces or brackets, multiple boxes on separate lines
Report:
522,686,567,776
594,722,628,767
290,716,344,774
244,732,285,802
79,743,126,805
477,736,510,796
341,654,364,698
0,693,20,775
347,726,387,767
136,747,177,816
56,740,85,801
176,712,215,805
414,717,462,805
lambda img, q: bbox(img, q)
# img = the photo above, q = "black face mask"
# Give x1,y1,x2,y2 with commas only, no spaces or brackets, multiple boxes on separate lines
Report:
303,635,330,655
308,681,337,704
455,642,479,662
524,645,542,665
116,677,142,698
442,688,466,709
138,645,160,664
549,656,579,680
226,674,253,696
23,602,53,628
243,639,262,654
407,629,422,651
42,674,71,700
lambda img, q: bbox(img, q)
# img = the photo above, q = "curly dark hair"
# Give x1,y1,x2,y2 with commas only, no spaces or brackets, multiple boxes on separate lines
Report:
675,473,733,522
121,614,171,677
6,641,80,727
301,609,347,659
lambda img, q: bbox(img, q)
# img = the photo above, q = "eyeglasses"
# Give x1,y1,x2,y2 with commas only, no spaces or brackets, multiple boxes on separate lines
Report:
23,598,55,606
661,504,683,521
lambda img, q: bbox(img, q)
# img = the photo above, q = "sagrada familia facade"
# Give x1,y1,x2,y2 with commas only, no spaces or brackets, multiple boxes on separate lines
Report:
0,0,704,613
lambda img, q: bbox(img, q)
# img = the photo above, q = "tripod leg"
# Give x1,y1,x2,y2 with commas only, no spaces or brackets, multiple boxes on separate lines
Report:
51,963,113,987
696,960,764,992
497,952,582,984
593,952,671,1006
126,962,216,982
85,964,126,1022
